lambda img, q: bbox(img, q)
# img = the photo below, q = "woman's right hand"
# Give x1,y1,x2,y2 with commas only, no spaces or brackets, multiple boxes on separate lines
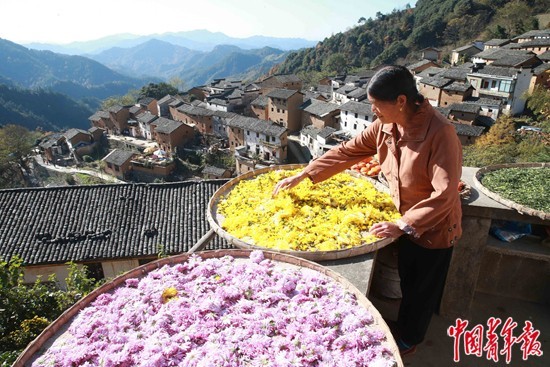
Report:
272,171,309,197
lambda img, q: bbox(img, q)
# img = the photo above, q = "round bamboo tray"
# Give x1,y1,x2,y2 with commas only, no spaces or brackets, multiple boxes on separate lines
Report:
15,249,403,367
207,164,396,261
474,162,550,221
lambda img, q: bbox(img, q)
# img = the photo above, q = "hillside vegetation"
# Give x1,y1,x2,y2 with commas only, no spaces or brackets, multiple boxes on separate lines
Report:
274,0,549,81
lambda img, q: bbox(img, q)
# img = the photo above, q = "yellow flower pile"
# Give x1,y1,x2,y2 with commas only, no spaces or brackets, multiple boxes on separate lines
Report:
217,169,401,252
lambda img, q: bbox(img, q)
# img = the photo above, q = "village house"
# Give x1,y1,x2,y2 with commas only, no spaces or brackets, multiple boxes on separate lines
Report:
417,76,453,106
130,149,176,181
249,95,269,120
483,38,511,50
38,133,70,165
136,111,159,141
407,59,440,74
453,123,485,146
420,47,442,63
439,81,475,107
265,88,304,133
207,98,230,112
259,74,302,94
241,83,262,106
107,105,130,135
172,104,214,135
137,97,159,116
157,94,183,118
300,125,349,160
151,117,194,153
446,102,481,125
472,48,541,68
466,64,532,115
451,43,483,65
509,29,550,55
299,99,340,129
89,110,114,134
339,100,375,136
102,149,135,180
226,115,288,174
64,128,95,159
202,165,232,179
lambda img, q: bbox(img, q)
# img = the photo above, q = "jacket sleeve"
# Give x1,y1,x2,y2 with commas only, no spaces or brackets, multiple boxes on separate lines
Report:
400,123,463,236
303,124,379,184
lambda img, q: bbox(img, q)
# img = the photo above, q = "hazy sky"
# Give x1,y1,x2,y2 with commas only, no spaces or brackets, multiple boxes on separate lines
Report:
1,0,414,44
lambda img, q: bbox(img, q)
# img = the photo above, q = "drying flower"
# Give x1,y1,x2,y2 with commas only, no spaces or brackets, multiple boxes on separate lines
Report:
218,169,400,252
32,252,396,367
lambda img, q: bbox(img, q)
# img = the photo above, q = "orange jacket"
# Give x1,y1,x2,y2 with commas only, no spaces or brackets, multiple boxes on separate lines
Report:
303,101,462,249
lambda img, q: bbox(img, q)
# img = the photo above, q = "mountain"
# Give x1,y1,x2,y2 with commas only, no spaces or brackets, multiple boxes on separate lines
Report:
23,29,318,55
90,40,289,86
0,38,160,130
0,84,94,131
274,0,549,76
0,38,155,99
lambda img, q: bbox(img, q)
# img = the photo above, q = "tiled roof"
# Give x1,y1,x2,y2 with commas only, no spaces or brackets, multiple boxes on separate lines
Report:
203,165,228,176
318,126,336,139
157,94,175,104
470,65,519,78
513,29,550,40
0,181,231,265
453,123,485,137
177,104,215,117
102,149,135,166
227,115,287,137
416,66,445,78
449,103,480,114
64,128,90,140
443,81,472,92
339,100,373,117
251,95,269,107
437,67,470,81
408,59,435,70
129,105,142,114
39,133,64,149
419,76,452,88
266,74,302,83
266,88,300,100
299,99,340,117
533,62,550,74
136,112,158,124
509,39,550,48
484,39,510,47
138,97,156,106
453,44,482,53
335,85,357,94
89,111,110,121
208,98,228,106
538,50,550,62
491,54,540,67
108,105,125,113
154,118,184,134
300,125,320,139
347,87,368,100
474,48,533,60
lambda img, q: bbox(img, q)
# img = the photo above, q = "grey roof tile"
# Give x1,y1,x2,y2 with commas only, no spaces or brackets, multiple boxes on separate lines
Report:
299,99,340,117
339,100,374,117
102,149,135,165
266,88,300,100
227,115,286,137
0,181,231,265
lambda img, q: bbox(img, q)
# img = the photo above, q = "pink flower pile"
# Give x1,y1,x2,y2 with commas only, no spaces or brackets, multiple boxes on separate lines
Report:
33,251,396,367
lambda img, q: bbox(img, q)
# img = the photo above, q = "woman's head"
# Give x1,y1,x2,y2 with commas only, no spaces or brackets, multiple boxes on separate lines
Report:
367,65,424,124
367,65,424,103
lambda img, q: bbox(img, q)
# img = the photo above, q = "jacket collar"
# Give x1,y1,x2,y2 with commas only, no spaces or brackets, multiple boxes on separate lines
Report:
381,100,434,142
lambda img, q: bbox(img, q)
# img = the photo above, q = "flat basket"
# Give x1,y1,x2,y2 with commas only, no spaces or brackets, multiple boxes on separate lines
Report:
474,162,550,221
207,164,396,261
15,249,403,367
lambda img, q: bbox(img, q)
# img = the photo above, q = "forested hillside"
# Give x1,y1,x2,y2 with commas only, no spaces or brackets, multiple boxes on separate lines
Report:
275,0,549,79
0,85,92,131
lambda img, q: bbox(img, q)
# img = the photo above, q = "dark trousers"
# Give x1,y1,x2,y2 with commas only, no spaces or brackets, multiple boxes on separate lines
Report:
397,236,453,345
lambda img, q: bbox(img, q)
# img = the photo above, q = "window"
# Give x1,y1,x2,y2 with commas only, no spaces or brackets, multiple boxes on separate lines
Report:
499,80,512,93
353,124,357,130
491,80,497,88
277,108,280,113
355,113,358,118
247,131,250,135
271,136,276,142
256,132,259,138
482,81,489,89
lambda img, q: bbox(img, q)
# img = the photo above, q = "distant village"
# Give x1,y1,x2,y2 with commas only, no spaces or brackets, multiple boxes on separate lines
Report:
37,29,550,183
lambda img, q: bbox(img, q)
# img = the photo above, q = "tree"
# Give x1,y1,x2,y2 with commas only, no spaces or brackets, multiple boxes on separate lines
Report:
0,124,40,189
139,82,179,100
358,17,366,24
100,89,140,110
323,53,348,74
0,257,102,365
526,86,550,121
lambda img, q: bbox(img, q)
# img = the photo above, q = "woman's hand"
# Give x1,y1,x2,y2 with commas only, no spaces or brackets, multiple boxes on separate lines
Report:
272,171,309,196
369,221,403,239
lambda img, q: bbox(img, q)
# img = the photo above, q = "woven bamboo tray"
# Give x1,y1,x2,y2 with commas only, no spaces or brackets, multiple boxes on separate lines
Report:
474,162,550,221
207,164,396,261
15,249,403,367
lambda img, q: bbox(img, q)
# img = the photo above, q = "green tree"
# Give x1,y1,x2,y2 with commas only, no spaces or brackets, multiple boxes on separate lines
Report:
100,89,140,110
139,82,179,100
0,124,41,189
526,86,550,121
0,257,102,364
323,53,348,74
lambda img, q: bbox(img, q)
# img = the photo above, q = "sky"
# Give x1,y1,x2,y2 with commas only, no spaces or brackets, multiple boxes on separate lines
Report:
1,0,414,45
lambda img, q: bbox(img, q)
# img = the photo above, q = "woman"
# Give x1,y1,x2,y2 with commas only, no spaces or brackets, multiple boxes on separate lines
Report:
273,65,463,356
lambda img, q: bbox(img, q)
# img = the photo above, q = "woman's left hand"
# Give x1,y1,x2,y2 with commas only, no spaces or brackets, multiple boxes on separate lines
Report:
369,222,403,238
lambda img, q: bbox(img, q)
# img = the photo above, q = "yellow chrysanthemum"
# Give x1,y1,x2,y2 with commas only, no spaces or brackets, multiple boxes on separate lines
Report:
218,169,401,252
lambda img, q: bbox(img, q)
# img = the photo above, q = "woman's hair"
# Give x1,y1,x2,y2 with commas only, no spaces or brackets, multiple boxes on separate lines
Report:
367,65,424,105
